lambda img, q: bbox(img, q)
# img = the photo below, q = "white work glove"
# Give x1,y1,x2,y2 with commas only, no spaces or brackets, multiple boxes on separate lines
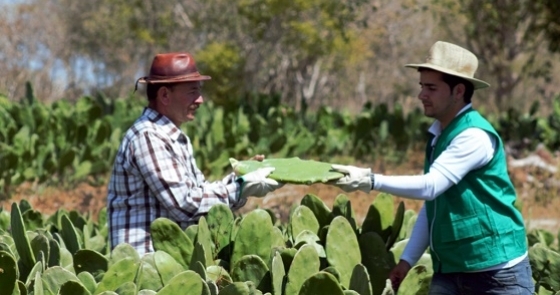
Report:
331,164,373,193
238,167,283,198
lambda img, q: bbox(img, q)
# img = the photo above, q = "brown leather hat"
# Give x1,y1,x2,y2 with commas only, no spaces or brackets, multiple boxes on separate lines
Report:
136,52,211,88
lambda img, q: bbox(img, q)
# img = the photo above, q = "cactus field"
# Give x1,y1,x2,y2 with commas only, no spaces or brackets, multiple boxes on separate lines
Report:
1,90,560,294
0,190,559,295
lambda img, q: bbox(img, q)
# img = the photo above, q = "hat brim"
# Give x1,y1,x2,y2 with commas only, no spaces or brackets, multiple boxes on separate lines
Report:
405,63,490,89
137,74,211,84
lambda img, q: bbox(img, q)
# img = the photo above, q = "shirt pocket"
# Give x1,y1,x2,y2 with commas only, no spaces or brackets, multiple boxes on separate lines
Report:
440,216,484,243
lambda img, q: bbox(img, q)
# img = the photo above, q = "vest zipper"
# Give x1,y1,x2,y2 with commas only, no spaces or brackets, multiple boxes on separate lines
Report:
430,200,442,272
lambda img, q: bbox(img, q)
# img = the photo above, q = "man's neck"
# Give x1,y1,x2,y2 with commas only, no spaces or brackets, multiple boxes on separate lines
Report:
439,103,470,129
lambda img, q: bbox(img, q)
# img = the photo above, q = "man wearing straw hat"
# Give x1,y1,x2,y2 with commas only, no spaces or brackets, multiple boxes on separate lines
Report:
107,52,282,255
331,41,534,294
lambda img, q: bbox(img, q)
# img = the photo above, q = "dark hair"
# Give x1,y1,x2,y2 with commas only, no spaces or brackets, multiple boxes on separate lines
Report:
146,83,175,101
418,68,475,103
441,73,474,104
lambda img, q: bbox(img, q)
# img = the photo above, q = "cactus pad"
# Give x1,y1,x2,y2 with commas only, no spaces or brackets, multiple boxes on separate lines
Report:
230,157,343,184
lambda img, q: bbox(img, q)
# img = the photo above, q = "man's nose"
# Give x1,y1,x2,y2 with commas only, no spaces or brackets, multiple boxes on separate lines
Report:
418,89,428,100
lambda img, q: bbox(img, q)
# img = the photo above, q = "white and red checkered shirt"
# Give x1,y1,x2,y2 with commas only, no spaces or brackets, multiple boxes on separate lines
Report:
107,107,245,255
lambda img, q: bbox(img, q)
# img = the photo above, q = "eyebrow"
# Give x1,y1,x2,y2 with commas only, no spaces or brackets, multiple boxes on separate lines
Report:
419,82,437,87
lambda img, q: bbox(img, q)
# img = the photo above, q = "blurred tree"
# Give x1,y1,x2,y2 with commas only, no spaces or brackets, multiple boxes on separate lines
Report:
191,0,373,114
433,0,555,110
527,0,560,53
54,0,186,98
0,2,67,102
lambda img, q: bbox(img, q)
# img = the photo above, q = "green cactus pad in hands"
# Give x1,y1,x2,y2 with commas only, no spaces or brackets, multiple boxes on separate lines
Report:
230,157,344,184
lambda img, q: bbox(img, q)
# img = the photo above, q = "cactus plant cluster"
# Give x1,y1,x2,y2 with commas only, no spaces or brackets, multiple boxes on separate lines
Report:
0,193,559,295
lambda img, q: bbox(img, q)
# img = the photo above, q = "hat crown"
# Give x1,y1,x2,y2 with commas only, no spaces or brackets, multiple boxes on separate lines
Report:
149,53,198,78
425,41,478,78
137,52,211,85
405,41,489,89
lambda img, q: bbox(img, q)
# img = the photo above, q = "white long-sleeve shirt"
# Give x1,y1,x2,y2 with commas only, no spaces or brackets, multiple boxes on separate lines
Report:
373,104,526,271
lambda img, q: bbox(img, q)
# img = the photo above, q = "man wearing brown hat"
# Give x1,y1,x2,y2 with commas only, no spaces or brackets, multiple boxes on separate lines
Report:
107,52,282,255
330,42,534,294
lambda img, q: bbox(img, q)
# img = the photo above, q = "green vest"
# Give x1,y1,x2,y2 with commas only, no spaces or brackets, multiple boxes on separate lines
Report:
424,108,527,273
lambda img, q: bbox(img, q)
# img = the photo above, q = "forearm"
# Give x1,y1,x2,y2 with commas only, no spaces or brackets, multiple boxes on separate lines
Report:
372,168,454,201
400,205,429,266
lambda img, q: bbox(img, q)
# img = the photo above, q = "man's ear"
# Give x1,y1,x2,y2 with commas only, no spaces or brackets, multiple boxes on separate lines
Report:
157,86,171,105
453,83,466,101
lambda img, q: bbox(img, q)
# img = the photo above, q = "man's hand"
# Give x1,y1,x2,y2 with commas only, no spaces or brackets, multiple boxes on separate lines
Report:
239,167,283,198
330,164,372,193
389,260,412,292
249,154,265,161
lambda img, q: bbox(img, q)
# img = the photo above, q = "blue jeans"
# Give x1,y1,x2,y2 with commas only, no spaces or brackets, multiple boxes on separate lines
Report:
428,257,534,295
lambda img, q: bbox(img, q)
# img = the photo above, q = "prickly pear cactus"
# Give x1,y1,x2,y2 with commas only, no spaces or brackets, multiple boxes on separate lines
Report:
47,236,61,268
385,202,405,250
136,260,163,291
41,266,81,295
230,157,344,184
196,217,215,264
154,250,185,285
206,204,234,260
326,216,361,289
276,247,295,271
298,271,344,295
219,281,252,295
293,231,325,258
331,194,357,232
399,210,417,240
359,232,395,295
58,280,91,295
529,243,560,292
191,242,208,271
349,264,372,295
30,233,49,268
110,243,140,265
231,209,273,269
155,271,205,295
61,214,82,255
285,244,320,295
73,249,108,281
271,251,285,295
150,217,194,269
362,193,394,242
115,281,137,295
397,265,431,295
191,260,207,280
94,257,139,293
77,271,97,294
207,265,233,289
26,261,43,287
231,255,271,293
10,202,35,281
289,206,320,240
300,194,333,229
0,251,17,295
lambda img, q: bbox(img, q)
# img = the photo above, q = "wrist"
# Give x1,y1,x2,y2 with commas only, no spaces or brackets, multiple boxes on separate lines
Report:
370,173,375,190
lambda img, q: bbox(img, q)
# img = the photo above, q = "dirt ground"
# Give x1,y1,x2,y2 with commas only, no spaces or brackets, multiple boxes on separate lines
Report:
2,149,560,234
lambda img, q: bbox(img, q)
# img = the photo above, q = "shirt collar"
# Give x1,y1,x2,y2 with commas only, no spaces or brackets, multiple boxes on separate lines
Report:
427,103,473,136
141,107,185,142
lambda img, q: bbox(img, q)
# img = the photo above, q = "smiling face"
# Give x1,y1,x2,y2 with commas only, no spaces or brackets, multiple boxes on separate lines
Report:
417,69,466,128
155,81,204,126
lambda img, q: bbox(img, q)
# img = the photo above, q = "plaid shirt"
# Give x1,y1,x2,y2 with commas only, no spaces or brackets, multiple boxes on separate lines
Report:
107,107,246,255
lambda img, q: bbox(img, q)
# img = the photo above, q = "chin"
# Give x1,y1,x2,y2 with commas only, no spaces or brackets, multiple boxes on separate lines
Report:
423,111,435,118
